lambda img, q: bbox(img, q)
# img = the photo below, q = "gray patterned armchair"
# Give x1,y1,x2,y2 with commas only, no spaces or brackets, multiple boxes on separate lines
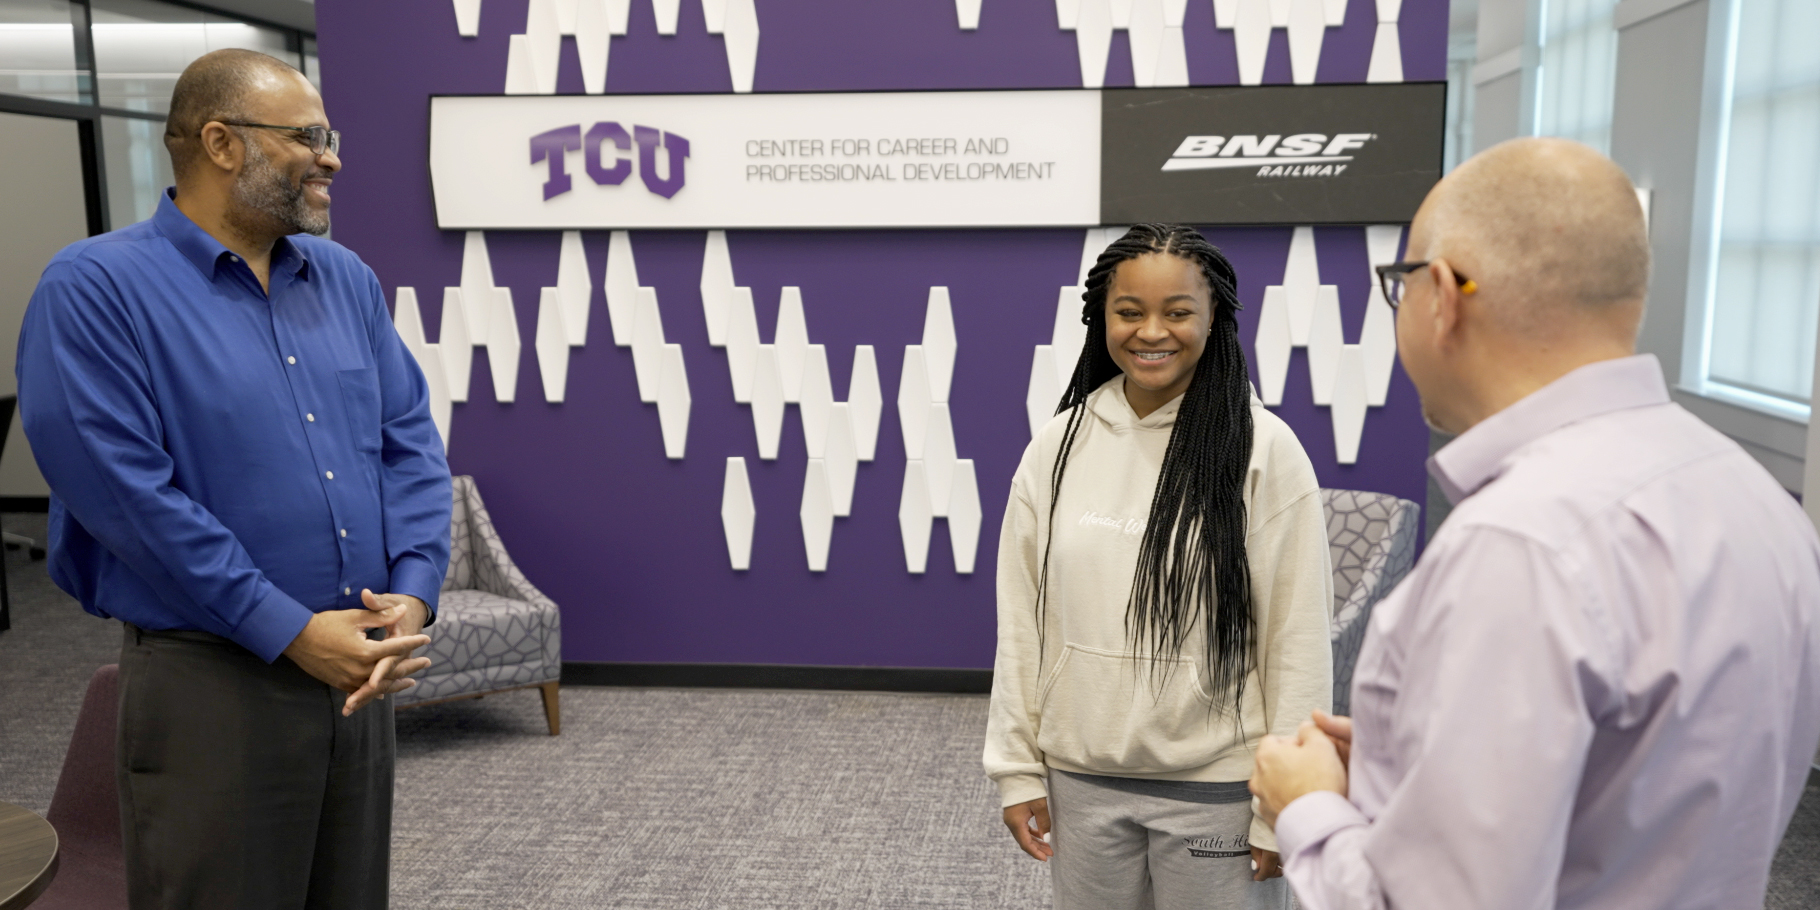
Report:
393,475,564,734
1322,489,1420,716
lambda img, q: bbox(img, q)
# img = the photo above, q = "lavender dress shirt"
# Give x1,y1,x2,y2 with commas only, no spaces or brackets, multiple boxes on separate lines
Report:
1277,355,1820,910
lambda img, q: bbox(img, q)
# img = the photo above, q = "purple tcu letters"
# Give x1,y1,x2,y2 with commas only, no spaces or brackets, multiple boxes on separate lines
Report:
531,122,690,201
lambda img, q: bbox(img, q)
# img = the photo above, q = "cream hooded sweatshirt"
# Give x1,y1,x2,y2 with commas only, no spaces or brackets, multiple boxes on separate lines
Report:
984,376,1334,851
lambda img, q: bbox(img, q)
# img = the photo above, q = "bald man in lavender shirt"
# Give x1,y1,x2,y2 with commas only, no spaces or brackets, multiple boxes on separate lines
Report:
1248,137,1820,910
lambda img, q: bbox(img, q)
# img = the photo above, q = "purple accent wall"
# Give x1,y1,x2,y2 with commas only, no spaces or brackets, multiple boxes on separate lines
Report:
314,0,1448,668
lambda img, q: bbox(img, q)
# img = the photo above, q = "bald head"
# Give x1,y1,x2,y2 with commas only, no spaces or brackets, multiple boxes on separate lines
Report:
1413,138,1649,336
163,49,310,179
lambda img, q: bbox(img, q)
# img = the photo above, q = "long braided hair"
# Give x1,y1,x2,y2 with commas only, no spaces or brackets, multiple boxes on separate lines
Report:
1037,224,1257,714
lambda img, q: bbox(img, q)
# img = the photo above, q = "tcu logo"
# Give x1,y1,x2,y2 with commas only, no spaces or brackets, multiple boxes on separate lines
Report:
530,122,690,201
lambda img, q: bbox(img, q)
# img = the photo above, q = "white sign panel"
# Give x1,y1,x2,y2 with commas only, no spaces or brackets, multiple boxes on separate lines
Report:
429,90,1102,229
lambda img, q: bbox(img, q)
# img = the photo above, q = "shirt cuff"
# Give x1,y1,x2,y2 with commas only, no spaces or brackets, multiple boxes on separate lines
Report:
1274,790,1368,858
388,554,445,624
232,586,316,664
996,772,1049,809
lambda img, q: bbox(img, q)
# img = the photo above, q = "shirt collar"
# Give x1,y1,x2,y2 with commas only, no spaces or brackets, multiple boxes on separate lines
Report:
153,187,311,282
1428,354,1671,505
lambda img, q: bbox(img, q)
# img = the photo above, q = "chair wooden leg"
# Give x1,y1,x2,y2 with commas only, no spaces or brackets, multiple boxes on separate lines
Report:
539,682,560,736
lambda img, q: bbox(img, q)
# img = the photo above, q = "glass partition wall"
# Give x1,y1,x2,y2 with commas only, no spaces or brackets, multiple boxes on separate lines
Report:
0,0,317,234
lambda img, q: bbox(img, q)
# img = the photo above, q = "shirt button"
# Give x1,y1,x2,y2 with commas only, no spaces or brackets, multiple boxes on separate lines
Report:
325,471,334,480
340,528,347,537
306,413,315,422
287,356,297,365
344,587,352,596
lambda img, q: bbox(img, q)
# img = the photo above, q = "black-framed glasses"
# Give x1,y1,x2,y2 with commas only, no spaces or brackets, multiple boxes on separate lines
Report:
1374,261,1473,309
212,121,340,157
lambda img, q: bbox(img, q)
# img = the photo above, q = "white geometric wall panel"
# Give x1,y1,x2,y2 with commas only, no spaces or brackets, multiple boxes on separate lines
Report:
576,0,614,94
1219,0,1354,85
1254,285,1292,405
1331,346,1368,463
848,345,882,461
657,343,691,459
718,0,760,93
949,459,982,574
897,345,930,459
535,287,571,402
653,0,681,34
452,0,481,36
439,287,474,403
504,34,538,94
395,286,430,365
1367,2,1404,83
724,286,760,403
751,344,785,459
392,287,454,452
487,288,521,403
825,403,859,517
923,403,958,519
605,230,639,347
700,230,734,347
899,460,933,574
721,457,755,571
801,459,835,572
1251,226,1405,464
799,344,834,458
922,287,958,403
1024,282,1089,437
898,290,981,574
631,287,666,404
775,287,810,403
420,345,454,452
486,0,759,95
1362,224,1404,406
956,0,983,29
1026,346,1060,438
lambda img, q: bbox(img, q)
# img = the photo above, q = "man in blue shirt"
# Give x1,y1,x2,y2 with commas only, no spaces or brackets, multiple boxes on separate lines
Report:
18,49,450,909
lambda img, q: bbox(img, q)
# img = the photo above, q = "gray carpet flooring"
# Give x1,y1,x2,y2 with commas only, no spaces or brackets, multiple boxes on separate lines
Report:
1,511,1815,909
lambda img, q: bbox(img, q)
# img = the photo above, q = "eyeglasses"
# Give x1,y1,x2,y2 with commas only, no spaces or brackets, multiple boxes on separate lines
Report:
1374,261,1476,309
212,121,340,157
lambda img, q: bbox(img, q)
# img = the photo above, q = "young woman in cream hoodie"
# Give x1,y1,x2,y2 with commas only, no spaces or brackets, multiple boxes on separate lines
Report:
985,224,1333,910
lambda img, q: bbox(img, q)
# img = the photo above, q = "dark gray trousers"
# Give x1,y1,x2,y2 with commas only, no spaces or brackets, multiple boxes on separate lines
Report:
117,624,393,910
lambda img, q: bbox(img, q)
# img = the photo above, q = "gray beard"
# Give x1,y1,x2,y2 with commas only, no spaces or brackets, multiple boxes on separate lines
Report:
226,138,329,238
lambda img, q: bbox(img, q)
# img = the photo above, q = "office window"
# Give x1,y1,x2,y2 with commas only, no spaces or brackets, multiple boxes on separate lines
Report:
1535,0,1619,152
101,113,173,227
1704,0,1820,407
90,0,293,114
302,35,319,89
0,0,85,104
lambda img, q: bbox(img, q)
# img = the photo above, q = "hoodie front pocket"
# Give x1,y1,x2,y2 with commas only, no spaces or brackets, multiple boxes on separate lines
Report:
1035,643,1223,774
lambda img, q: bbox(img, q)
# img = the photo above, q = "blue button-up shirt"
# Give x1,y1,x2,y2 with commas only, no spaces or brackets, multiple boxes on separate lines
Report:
18,189,451,663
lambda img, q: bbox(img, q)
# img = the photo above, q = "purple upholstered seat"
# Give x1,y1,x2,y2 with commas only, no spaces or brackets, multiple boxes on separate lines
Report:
37,663,127,910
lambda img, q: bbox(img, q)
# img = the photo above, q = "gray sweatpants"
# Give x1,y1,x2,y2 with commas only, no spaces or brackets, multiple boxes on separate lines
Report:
1049,770,1291,910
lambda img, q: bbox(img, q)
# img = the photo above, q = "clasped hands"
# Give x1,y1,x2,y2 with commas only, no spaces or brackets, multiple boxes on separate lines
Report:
1249,710,1353,828
281,589,432,716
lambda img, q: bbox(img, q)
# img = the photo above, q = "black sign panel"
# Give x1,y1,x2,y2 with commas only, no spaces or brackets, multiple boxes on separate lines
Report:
1099,83,1446,226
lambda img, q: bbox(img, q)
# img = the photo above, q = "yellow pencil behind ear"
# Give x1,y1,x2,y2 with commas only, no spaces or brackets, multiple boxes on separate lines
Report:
1460,280,1478,295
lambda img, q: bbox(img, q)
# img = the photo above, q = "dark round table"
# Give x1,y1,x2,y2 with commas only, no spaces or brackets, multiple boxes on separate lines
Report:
0,802,57,910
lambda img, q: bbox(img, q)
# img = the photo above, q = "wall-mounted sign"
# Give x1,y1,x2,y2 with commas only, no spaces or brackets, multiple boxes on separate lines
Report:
428,83,1444,230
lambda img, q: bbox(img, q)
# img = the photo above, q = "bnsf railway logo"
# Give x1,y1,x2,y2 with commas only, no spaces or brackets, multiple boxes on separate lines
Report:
1161,133,1374,178
530,122,690,201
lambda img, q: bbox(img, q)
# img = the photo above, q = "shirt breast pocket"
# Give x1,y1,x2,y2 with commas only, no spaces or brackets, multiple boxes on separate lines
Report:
337,367,382,454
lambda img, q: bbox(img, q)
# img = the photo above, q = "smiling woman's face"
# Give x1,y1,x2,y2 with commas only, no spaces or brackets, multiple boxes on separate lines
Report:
1104,252,1212,417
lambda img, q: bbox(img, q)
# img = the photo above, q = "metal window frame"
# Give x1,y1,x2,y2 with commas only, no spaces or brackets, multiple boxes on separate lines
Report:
0,0,316,236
